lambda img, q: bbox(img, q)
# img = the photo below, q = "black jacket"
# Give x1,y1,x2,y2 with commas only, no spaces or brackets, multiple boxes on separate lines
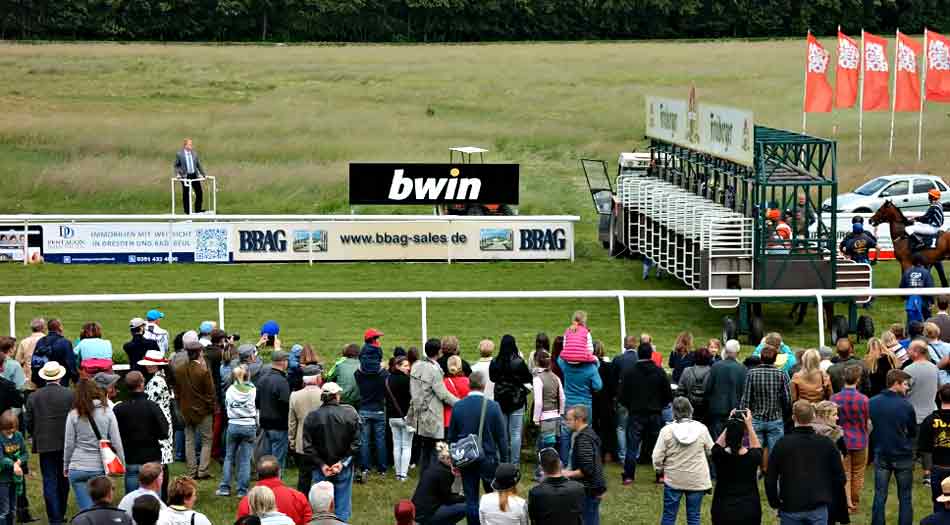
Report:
766,426,847,513
570,426,606,496
438,354,472,377
123,334,159,374
354,367,389,412
384,369,411,417
113,391,170,465
528,476,585,525
70,505,133,525
620,359,673,414
705,358,747,417
489,353,533,414
25,382,74,453
32,332,76,388
256,367,291,431
302,400,362,469
412,461,465,522
0,376,23,416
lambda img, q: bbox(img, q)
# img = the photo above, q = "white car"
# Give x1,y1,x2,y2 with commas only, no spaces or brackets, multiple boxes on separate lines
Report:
823,174,950,213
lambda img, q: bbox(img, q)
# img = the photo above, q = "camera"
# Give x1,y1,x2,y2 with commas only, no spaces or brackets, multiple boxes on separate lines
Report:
730,409,748,421
229,333,240,342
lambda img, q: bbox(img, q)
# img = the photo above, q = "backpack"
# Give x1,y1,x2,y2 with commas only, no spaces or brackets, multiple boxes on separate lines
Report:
686,367,710,407
31,335,53,370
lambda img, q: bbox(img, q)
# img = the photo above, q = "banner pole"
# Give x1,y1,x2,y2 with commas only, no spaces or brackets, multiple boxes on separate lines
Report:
833,25,841,138
889,29,899,159
919,29,928,162
803,30,810,133
859,29,865,162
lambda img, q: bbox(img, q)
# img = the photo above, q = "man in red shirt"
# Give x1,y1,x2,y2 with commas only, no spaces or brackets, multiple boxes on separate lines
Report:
235,455,312,525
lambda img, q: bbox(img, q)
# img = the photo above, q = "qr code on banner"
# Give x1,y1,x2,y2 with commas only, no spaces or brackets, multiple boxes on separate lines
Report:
195,228,229,262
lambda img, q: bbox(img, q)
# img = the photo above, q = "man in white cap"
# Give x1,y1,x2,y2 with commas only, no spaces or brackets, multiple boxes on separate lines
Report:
143,310,168,355
124,318,159,375
24,361,74,525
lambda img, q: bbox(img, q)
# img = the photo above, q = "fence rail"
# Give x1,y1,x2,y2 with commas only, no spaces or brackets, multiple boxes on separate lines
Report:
1,287,946,350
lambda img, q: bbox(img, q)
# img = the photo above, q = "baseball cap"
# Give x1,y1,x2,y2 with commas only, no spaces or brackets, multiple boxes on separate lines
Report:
394,500,416,525
182,330,199,346
271,350,290,363
199,321,214,335
93,372,120,390
491,463,521,491
129,317,147,329
364,328,384,341
301,364,324,377
260,320,280,337
321,382,342,395
146,309,164,321
237,343,257,360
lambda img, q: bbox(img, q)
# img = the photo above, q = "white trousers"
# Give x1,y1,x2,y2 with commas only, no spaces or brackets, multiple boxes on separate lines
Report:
907,223,939,236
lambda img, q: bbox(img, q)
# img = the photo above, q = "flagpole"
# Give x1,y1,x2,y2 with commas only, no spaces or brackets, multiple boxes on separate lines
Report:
918,29,928,162
889,29,899,159
803,30,810,133
833,25,841,138
859,29,865,162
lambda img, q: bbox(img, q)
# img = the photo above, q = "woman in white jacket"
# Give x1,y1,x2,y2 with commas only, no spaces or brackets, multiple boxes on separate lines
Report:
217,365,257,497
652,397,714,525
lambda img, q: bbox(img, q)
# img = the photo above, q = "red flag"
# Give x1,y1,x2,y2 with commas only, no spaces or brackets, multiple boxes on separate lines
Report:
804,32,833,112
836,30,860,108
894,31,922,111
926,29,950,103
863,31,890,111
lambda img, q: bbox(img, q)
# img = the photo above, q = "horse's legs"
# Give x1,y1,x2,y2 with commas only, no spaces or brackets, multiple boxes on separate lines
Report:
935,261,949,287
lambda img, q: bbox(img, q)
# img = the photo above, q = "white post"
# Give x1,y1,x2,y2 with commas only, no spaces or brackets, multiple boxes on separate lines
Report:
889,29,899,158
816,294,826,349
21,220,28,266
617,294,627,351
919,29,929,162
420,295,428,346
171,178,176,216
8,301,14,338
167,220,174,264
308,221,313,267
859,30,866,162
803,30,810,133
212,177,218,215
218,296,225,330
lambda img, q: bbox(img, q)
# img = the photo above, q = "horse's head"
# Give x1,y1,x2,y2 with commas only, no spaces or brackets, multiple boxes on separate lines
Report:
868,200,907,226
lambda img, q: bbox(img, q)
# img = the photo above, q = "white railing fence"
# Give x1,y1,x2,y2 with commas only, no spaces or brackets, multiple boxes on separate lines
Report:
1,287,946,350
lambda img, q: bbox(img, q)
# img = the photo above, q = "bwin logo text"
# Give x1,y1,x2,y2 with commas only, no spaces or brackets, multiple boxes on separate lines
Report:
387,169,481,201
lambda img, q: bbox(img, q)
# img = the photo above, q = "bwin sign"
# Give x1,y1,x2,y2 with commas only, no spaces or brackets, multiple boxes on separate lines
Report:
387,169,481,201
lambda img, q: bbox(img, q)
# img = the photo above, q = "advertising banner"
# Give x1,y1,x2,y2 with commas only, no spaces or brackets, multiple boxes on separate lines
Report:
349,163,519,205
0,226,42,263
41,223,231,264
645,96,689,147
645,93,755,167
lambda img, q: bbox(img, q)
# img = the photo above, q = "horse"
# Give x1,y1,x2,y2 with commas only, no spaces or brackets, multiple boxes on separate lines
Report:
868,199,950,286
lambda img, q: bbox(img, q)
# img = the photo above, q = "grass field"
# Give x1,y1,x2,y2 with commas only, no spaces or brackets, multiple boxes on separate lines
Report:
1,37,947,523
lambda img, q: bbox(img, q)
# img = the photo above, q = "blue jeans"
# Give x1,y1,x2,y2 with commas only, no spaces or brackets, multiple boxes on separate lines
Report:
872,456,914,525
39,451,70,525
505,408,524,465
560,420,573,467
359,410,388,473
661,485,704,525
0,482,15,525
752,418,784,451
779,505,828,525
312,458,354,522
220,423,255,495
68,468,104,511
615,405,628,463
582,494,601,525
124,464,141,495
422,502,466,525
461,460,496,525
174,428,201,462
624,412,664,480
263,429,289,474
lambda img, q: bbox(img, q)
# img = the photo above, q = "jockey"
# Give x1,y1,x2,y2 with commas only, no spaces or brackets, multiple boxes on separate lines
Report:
766,209,792,253
906,188,945,247
840,222,877,264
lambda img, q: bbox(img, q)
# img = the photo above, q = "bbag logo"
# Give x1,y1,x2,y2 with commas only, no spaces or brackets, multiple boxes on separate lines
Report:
349,163,519,205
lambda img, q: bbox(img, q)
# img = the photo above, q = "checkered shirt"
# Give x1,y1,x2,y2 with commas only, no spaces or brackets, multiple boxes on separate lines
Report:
738,364,790,422
831,386,870,450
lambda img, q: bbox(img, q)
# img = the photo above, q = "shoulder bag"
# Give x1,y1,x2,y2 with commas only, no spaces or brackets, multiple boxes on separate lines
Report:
450,394,488,468
87,412,125,476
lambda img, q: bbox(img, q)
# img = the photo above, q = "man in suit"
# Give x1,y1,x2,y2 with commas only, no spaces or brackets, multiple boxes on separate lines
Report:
25,361,74,525
447,370,507,525
174,138,206,214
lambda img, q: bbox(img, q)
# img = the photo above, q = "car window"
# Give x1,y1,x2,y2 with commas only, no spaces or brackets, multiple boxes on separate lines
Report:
880,181,909,197
913,179,936,193
938,181,948,192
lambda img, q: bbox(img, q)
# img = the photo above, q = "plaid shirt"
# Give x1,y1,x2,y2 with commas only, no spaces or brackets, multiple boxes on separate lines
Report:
831,387,870,450
738,364,790,422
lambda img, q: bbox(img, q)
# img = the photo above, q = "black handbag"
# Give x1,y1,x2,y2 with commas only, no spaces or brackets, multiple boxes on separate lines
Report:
450,394,488,468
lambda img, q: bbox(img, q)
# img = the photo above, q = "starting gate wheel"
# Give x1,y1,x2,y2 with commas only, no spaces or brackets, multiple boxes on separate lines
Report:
748,314,764,345
856,315,875,342
831,315,850,343
721,316,737,342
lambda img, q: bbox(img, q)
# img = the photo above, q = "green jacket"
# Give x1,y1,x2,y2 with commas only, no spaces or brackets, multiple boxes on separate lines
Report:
327,357,361,407
0,431,27,489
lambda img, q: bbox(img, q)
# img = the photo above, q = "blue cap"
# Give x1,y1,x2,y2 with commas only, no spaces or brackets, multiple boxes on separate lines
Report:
146,309,164,321
199,321,214,335
853,223,864,233
260,320,280,337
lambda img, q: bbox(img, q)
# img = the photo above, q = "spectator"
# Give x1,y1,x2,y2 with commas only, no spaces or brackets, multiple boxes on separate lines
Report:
927,322,950,386
448,371,508,525
490,335,533,467
791,348,832,402
219,365,258,498
479,463,527,525
766,400,847,525
738,345,790,474
710,411,762,525
527,448,584,525
923,478,950,525
652,397,713,525
919,384,950,513
326,344,361,409
288,344,320,393
394,500,415,525
13,318,44,391
222,344,265,390
880,331,909,368
591,341,618,461
560,311,596,364
929,296,950,343
411,442,465,525
205,331,229,462
308,482,348,525
258,349,292,472
139,350,173,499
439,336,473,377
831,365,871,513
385,357,413,482
0,375,22,419
642,333,663,368
131,495,162,525
354,343,389,482
173,341,214,479
114,371,169,495
678,347,713,425
619,342,673,485
117,462,166,517
95,371,120,407
407,338,459,473
611,335,639,466
125,318,159,375
74,322,113,377
532,351,564,480
870,369,917,525
303,382,361,522
901,254,935,321
143,310,169,355
0,410,26,525
707,338,723,362
197,321,215,348
236,516,262,525
70,476,132,525
865,337,901,397
752,333,797,376
248,486,294,525
360,328,385,369
527,333,550,378
157,477,211,525
557,338,602,465
669,332,694,383
31,319,76,388
443,355,471,431
905,340,940,484
551,336,565,381
471,340,495,399
562,405,606,525
0,338,24,392
64,379,124,511
900,322,923,351
289,364,323,493
705,339,747,442
236,456,310,525
24,361,73,525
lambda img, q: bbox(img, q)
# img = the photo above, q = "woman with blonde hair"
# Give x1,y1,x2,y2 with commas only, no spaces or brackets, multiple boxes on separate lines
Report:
791,349,832,402
479,463,527,525
248,486,294,525
218,365,257,498
864,337,900,397
442,355,470,431
880,331,908,366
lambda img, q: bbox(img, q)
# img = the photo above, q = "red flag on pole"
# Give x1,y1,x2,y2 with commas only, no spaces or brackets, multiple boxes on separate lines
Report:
804,32,833,112
862,31,890,111
836,30,860,108
894,31,923,111
926,29,950,103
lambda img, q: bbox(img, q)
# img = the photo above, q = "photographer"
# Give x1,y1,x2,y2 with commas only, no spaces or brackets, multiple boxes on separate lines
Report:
710,409,762,525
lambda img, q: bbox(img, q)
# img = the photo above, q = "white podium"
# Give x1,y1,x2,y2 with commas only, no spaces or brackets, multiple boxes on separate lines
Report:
171,175,217,215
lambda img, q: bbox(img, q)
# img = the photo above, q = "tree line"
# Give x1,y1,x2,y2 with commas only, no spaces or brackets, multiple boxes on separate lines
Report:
1,0,948,42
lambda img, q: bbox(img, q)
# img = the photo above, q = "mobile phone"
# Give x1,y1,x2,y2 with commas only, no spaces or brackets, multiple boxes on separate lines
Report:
266,334,275,347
